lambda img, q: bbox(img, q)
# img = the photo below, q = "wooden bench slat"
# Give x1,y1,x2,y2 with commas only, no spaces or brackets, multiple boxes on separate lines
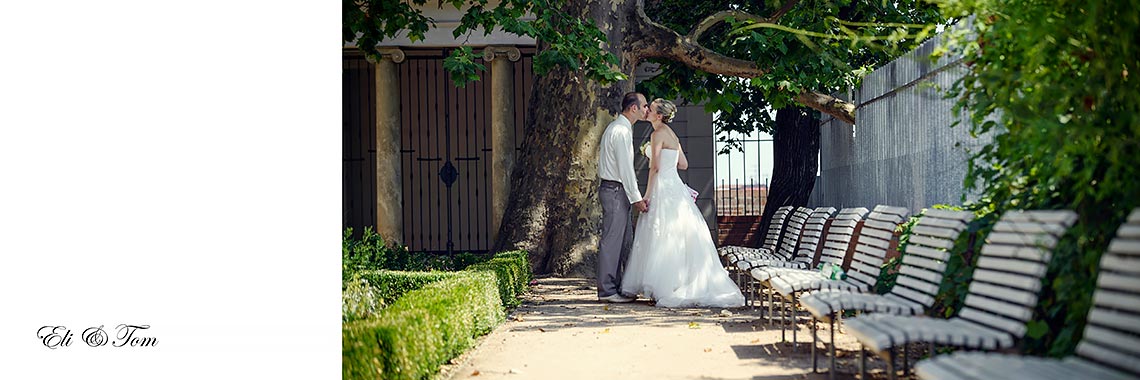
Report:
864,218,900,232
854,243,888,259
1003,210,1078,224
1086,307,1140,335
968,282,1040,310
911,224,964,240
1096,271,1140,293
905,245,951,261
1092,289,1140,314
959,307,1029,336
993,221,1071,235
873,204,910,215
908,233,957,250
849,260,880,276
901,254,948,272
1075,341,1140,377
964,294,1034,321
898,265,943,287
1081,325,1140,358
895,273,941,295
888,286,935,308
971,268,1044,292
987,231,1060,248
1116,225,1140,239
1108,240,1140,256
981,243,1052,261
921,208,975,221
977,256,1048,276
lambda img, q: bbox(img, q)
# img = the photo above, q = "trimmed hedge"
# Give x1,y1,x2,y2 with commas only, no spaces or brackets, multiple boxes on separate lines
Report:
355,270,455,306
342,250,531,380
343,271,455,323
343,271,504,380
466,250,531,308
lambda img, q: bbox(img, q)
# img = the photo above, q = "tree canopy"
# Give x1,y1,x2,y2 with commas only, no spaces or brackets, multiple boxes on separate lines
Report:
345,0,944,129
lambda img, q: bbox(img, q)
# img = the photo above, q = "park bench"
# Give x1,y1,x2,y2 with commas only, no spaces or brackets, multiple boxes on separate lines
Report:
734,207,813,308
748,207,869,326
742,207,836,271
798,208,975,378
764,205,910,347
719,206,793,285
719,205,793,270
913,208,1140,380
843,209,1078,380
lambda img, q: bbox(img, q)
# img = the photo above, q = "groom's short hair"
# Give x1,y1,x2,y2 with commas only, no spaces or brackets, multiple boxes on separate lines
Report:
621,92,643,112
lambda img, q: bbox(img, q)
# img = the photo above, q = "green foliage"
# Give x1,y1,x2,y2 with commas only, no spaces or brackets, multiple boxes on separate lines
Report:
937,0,1140,356
342,277,384,323
352,270,455,308
342,271,505,380
640,0,944,150
344,0,626,87
873,208,922,294
928,207,996,319
465,250,533,308
342,227,494,282
341,251,532,379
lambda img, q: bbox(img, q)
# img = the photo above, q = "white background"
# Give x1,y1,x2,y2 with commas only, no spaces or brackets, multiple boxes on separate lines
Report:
0,2,340,378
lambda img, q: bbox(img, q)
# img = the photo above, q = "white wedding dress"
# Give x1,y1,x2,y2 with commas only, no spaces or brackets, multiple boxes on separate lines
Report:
621,148,745,308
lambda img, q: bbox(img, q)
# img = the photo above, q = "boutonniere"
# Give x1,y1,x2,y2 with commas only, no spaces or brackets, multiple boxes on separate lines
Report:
639,141,651,157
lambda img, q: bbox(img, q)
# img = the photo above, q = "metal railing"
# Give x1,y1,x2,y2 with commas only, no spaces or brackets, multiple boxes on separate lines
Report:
715,135,773,216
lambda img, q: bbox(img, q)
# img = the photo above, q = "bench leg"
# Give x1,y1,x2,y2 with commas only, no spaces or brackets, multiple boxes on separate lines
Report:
811,317,818,373
768,286,775,326
859,345,866,380
791,292,798,352
902,343,909,377
829,316,837,380
888,346,897,380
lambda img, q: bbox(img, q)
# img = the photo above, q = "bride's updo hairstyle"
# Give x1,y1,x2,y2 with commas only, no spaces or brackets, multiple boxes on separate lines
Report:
653,98,678,123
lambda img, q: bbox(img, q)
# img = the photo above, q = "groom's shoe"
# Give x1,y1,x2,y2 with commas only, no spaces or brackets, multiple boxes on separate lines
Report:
599,294,635,303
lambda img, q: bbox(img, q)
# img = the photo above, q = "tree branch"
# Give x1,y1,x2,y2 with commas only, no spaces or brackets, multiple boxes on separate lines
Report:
633,0,855,124
633,2,766,77
796,91,855,124
688,11,771,41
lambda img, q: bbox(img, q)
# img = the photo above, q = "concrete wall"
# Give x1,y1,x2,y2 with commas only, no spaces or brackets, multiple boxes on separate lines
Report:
809,30,990,213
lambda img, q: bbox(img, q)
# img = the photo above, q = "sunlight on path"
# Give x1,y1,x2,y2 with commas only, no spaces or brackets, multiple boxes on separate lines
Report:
445,277,899,380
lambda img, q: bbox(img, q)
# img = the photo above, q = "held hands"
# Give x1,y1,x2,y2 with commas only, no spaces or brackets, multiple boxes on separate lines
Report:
634,199,649,213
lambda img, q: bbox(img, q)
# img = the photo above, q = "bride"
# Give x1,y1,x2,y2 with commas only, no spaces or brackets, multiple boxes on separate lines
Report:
620,99,745,308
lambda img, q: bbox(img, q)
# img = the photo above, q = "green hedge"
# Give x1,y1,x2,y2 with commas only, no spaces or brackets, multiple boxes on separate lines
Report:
466,250,531,308
357,270,454,305
342,250,531,380
342,271,455,323
343,271,504,380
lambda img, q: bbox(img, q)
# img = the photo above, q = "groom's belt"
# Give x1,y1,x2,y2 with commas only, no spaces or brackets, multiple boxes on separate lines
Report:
599,179,623,188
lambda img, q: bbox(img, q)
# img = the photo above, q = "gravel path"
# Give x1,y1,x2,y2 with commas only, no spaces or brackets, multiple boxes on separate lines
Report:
444,277,909,380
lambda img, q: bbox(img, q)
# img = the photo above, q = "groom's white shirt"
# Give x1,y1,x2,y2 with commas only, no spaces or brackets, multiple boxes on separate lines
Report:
598,114,643,204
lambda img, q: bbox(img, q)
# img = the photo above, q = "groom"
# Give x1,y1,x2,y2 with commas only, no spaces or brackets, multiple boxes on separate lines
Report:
596,92,650,303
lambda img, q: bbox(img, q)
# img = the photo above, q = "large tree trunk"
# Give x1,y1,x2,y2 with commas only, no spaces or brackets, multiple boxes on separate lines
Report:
753,106,820,243
491,0,639,276
492,0,842,276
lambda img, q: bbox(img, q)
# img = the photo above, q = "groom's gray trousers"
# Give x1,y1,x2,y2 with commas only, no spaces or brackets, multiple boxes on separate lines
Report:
597,179,634,298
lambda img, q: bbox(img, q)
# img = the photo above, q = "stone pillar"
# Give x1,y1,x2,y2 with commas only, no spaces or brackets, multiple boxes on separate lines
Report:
483,46,521,243
372,48,405,244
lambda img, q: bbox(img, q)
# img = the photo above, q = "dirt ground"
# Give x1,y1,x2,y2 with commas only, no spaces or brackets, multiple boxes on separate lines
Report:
444,277,915,380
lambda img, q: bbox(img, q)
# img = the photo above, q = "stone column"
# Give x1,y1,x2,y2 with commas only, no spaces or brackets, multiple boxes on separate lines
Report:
483,46,521,243
372,48,405,244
